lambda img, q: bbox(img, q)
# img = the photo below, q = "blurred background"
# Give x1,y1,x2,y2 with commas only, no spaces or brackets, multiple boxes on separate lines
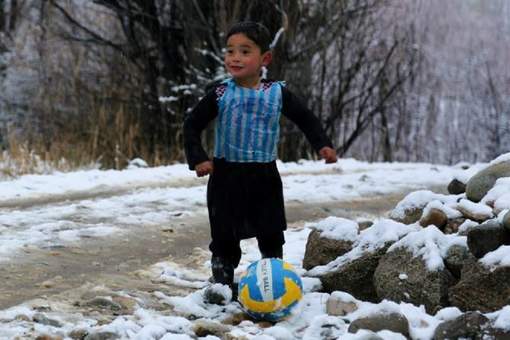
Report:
0,0,509,173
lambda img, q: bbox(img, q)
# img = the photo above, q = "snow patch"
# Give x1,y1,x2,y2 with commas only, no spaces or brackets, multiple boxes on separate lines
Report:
307,216,359,241
388,226,467,271
480,245,510,268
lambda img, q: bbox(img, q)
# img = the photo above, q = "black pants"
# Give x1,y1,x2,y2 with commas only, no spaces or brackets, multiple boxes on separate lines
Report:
207,158,286,284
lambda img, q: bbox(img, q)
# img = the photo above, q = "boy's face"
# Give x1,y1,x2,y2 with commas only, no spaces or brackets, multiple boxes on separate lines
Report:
225,33,272,87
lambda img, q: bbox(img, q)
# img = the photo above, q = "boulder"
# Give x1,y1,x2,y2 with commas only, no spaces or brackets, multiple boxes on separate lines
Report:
419,208,448,229
390,206,424,225
318,245,390,302
444,245,472,279
466,161,510,202
457,199,494,222
326,295,358,316
389,190,448,225
447,178,466,195
374,248,455,313
449,258,510,312
433,312,495,340
503,210,510,231
303,229,353,270
467,220,510,258
348,313,410,337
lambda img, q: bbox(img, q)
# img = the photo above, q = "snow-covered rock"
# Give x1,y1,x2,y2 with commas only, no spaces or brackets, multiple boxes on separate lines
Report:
347,312,410,337
449,257,510,312
374,247,455,313
447,178,466,195
465,160,510,203
303,217,358,270
390,191,459,225
456,199,494,221
307,220,417,301
466,220,510,258
433,312,496,340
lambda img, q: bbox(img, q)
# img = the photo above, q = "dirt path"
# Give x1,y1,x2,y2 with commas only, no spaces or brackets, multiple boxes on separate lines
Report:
0,191,410,309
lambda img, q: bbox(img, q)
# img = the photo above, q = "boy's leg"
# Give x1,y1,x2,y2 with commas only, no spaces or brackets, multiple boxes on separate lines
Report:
210,242,241,285
206,243,241,303
207,160,241,286
257,231,285,259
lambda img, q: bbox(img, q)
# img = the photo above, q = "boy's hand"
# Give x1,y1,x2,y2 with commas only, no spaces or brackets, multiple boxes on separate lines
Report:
195,161,214,177
319,147,338,163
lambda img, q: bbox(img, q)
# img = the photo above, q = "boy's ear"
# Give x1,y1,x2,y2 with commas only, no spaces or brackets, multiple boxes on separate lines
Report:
262,51,273,67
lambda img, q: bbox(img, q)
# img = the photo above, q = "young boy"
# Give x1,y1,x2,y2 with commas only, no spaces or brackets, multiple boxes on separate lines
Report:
183,22,337,295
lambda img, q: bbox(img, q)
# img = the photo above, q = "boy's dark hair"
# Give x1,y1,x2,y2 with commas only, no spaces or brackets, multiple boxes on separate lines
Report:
226,21,272,52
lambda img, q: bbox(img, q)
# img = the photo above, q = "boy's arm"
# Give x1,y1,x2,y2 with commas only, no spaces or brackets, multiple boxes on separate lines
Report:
183,89,218,170
281,87,337,162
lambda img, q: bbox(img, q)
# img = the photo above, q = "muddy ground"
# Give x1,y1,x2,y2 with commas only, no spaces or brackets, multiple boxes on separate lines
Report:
0,190,411,310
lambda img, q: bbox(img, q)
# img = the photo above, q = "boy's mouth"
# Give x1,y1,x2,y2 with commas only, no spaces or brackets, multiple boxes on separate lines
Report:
229,65,243,71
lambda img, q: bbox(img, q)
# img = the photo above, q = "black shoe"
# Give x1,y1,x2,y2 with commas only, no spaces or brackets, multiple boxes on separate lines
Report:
211,256,234,285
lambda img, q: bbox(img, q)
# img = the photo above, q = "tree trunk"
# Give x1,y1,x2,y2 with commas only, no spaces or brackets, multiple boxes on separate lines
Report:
0,0,5,32
380,110,393,162
9,0,16,31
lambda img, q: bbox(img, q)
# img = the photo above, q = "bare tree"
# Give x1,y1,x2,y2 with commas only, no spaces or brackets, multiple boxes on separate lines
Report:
278,0,416,161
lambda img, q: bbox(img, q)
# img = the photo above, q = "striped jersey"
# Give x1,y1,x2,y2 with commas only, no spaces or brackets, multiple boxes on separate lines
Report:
183,78,333,171
214,78,284,162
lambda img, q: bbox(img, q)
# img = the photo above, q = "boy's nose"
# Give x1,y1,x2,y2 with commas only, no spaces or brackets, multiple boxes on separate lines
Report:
232,52,241,61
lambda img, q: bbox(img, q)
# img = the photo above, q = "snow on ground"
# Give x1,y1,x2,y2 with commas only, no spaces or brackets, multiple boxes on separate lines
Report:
0,159,461,261
1,221,509,339
0,158,458,206
1,158,508,338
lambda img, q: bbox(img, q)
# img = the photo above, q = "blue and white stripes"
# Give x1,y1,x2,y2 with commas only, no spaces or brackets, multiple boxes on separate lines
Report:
215,79,283,162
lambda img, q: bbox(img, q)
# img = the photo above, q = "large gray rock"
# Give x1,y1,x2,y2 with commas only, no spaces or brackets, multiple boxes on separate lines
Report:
467,220,510,258
444,244,472,279
449,258,510,312
348,313,410,337
303,229,353,270
433,312,495,340
374,248,455,313
447,178,466,195
466,161,510,202
503,210,510,231
317,245,391,302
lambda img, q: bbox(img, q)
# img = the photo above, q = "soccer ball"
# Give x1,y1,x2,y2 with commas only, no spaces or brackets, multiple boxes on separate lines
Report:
238,258,303,322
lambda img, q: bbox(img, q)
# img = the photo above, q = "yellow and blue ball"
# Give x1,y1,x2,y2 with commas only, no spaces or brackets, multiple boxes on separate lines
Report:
238,258,303,322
